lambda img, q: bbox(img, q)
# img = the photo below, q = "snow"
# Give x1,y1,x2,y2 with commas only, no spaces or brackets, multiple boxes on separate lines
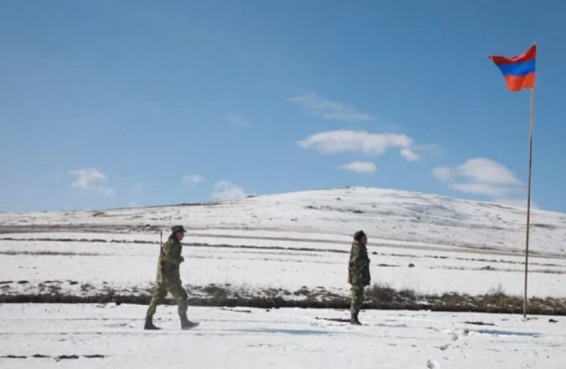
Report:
1,187,566,298
2,238,566,298
0,304,564,369
1,187,565,256
1,187,566,368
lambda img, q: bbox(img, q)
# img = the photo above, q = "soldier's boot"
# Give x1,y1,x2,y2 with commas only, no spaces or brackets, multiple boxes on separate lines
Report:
350,311,362,325
144,315,161,330
180,312,198,330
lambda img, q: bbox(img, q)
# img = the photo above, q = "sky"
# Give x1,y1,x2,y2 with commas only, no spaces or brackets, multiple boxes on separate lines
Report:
1,0,565,213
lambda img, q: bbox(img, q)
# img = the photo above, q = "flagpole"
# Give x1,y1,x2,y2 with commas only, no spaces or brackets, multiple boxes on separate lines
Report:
523,85,535,318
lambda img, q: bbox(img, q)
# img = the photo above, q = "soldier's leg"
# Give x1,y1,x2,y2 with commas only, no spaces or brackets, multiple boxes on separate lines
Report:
350,285,364,313
350,284,365,325
146,283,167,318
167,279,198,329
359,286,365,312
166,279,188,315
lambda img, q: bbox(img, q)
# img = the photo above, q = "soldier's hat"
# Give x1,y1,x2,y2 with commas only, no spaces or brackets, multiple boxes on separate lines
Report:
171,225,188,233
353,230,366,241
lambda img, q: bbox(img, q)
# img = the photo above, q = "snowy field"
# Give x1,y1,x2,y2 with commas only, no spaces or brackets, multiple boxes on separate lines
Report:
1,236,566,299
1,188,566,368
1,304,565,369
1,188,565,299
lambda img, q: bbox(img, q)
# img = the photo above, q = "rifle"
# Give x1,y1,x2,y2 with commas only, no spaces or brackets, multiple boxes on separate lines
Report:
158,230,164,264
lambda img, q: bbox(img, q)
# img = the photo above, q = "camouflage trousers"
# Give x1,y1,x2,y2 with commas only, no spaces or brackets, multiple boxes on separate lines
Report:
146,277,188,317
350,285,365,314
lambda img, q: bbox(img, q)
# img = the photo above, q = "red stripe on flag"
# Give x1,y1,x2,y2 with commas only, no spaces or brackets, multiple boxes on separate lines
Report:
490,44,536,65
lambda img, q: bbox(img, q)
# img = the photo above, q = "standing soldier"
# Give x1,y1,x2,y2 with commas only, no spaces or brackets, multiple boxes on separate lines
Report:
348,230,371,325
144,225,198,330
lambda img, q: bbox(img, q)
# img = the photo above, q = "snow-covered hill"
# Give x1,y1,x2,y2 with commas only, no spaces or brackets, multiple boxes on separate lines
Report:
2,187,565,257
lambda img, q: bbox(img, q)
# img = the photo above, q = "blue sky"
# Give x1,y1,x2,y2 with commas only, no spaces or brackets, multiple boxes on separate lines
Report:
1,0,565,212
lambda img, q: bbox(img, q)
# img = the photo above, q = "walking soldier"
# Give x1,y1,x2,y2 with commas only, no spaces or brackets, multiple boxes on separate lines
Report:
144,225,198,330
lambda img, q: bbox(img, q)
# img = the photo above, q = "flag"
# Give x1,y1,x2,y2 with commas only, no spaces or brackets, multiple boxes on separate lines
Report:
489,44,536,92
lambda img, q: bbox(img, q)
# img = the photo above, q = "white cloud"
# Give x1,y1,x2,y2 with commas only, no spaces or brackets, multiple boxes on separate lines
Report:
69,168,114,196
433,167,454,182
401,148,420,162
225,114,251,128
182,174,203,185
212,181,246,201
340,161,377,173
289,92,376,122
457,158,520,185
298,130,419,162
434,158,522,198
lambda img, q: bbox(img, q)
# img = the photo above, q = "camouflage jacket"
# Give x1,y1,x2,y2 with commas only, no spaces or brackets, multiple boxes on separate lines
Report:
348,241,371,286
156,238,184,282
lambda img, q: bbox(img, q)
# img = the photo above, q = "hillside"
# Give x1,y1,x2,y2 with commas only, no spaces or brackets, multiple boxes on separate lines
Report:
1,187,565,257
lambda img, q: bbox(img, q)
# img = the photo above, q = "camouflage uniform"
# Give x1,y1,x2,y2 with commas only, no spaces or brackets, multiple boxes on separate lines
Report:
348,240,371,316
146,237,188,318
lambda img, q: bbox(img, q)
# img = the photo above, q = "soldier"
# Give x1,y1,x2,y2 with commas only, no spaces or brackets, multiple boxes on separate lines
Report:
144,225,198,330
348,230,370,325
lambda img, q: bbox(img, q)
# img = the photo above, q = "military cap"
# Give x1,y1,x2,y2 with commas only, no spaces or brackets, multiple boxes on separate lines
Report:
171,225,188,233
353,230,366,241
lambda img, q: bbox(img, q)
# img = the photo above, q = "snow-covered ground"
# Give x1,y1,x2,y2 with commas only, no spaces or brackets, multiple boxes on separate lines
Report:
2,237,566,298
1,188,565,299
1,304,564,369
2,188,566,368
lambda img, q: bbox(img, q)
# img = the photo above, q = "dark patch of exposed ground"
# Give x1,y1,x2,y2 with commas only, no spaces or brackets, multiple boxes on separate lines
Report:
1,282,565,316
0,354,105,361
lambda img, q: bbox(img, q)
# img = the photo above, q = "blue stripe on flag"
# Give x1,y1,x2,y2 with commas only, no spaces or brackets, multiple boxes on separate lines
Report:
496,59,536,76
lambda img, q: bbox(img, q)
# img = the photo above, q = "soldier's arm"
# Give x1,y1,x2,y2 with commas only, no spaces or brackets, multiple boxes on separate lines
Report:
161,241,182,266
350,243,360,265
361,246,370,264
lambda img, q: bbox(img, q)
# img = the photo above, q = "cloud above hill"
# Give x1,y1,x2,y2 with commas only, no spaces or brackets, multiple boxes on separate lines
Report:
69,169,114,196
299,130,420,162
434,158,522,198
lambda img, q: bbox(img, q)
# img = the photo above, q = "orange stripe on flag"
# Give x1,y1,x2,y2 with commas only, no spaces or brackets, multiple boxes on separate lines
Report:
504,73,536,92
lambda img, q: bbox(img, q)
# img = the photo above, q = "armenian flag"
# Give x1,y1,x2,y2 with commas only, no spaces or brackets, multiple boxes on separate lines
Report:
489,44,536,92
